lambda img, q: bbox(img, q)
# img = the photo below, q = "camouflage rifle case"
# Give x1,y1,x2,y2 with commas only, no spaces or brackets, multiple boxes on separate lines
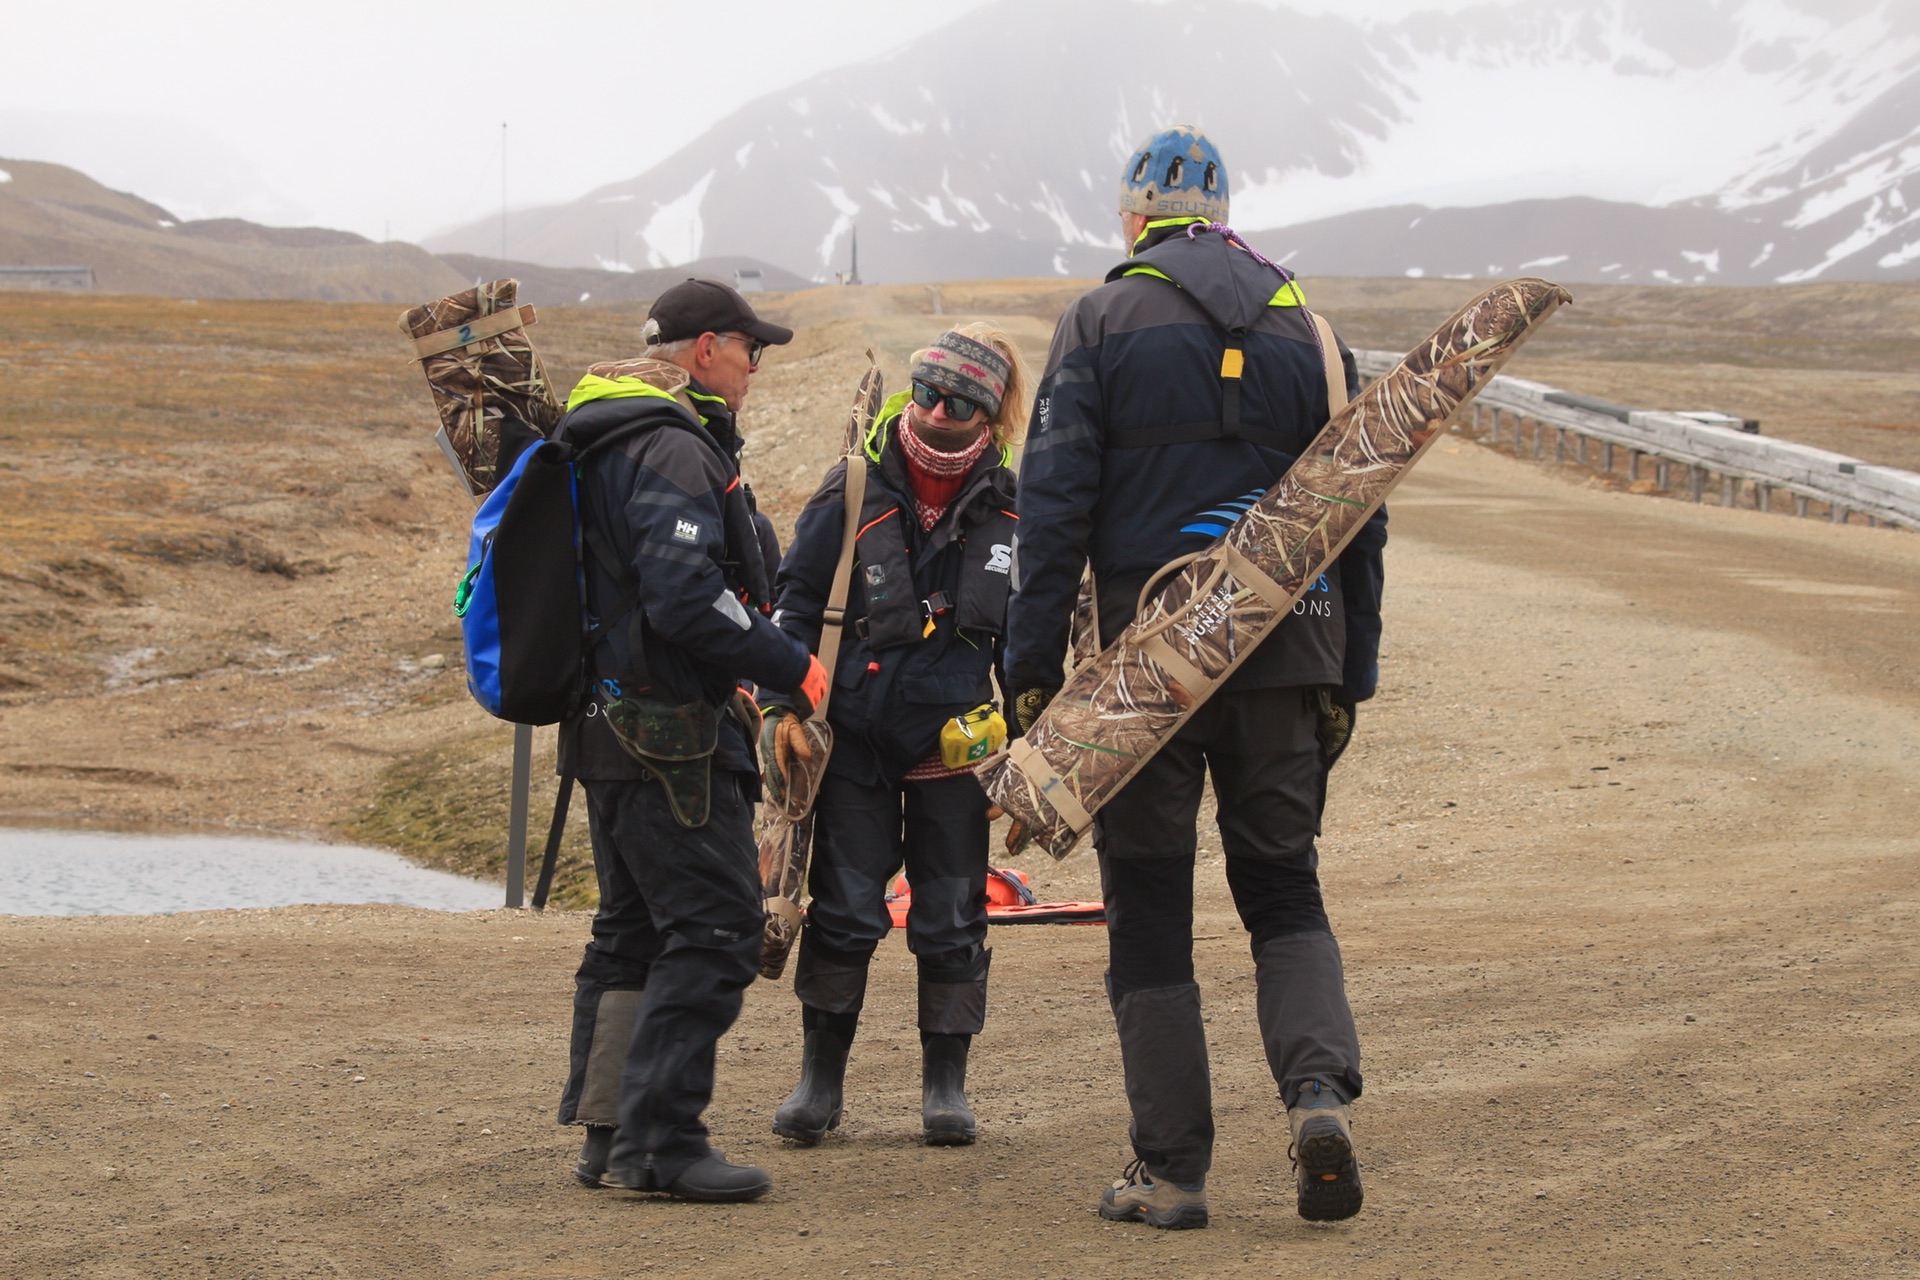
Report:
980,278,1573,860
399,278,561,496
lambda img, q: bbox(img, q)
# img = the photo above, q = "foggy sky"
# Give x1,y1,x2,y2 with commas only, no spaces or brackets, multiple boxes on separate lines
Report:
1,0,1499,242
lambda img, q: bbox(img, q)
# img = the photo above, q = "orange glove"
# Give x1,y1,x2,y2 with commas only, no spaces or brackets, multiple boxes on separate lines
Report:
790,654,828,721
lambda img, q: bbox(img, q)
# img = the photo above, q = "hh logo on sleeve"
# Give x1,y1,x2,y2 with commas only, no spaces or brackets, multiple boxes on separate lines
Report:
673,519,701,544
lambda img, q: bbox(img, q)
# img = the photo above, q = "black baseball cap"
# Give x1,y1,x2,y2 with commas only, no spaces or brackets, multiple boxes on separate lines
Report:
645,278,794,346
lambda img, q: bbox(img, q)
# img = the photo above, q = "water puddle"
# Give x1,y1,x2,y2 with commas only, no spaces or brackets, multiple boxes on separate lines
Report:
0,828,501,917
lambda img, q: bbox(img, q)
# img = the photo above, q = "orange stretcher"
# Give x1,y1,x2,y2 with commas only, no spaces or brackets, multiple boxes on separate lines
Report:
886,868,1106,928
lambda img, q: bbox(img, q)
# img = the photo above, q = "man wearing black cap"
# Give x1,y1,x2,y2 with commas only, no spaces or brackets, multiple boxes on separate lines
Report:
555,278,826,1203
642,277,793,574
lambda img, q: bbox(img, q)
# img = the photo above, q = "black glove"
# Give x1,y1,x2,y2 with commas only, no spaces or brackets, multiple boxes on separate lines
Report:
1012,686,1057,736
1315,686,1356,769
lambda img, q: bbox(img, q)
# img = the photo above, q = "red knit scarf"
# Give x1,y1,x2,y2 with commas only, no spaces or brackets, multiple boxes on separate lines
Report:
898,415,989,531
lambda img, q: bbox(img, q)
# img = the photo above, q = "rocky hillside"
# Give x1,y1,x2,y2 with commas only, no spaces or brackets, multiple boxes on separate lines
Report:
425,0,1920,287
0,159,467,302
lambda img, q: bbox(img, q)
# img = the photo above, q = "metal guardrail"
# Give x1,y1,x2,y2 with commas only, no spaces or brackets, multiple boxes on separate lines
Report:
1353,351,1920,532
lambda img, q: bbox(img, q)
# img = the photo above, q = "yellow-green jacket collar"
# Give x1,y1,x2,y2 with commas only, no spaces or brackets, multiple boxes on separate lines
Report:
564,373,683,413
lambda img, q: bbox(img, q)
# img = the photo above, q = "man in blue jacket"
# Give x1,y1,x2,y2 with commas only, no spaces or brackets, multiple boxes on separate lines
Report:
1003,127,1384,1229
555,279,825,1203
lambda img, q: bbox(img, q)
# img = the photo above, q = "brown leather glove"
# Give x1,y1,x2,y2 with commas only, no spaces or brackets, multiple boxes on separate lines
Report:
758,706,817,809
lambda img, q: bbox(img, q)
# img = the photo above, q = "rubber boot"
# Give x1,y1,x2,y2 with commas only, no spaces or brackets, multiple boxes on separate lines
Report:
920,1034,976,1145
771,1028,850,1146
569,987,641,1189
573,1124,615,1188
601,1148,772,1203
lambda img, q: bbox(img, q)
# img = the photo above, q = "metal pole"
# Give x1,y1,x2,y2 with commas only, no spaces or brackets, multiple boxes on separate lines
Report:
506,723,531,908
433,427,527,907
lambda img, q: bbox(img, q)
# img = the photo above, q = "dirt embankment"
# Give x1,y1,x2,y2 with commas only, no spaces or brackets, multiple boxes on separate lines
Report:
3,279,1920,1276
5,429,1920,1276
3,278,1919,900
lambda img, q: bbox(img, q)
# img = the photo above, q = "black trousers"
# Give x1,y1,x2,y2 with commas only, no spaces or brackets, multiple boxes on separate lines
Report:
558,772,763,1183
793,769,991,1033
1095,686,1362,1107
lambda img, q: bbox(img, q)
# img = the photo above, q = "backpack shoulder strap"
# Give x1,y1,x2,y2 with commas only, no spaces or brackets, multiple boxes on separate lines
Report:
1308,310,1348,420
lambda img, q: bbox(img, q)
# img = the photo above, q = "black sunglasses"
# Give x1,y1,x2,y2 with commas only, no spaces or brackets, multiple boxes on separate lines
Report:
910,380,982,423
718,333,769,369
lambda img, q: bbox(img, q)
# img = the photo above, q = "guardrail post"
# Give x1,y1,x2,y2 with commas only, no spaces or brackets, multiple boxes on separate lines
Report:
1689,466,1704,502
1756,483,1771,512
1721,475,1736,507
1555,428,1566,463
1795,495,1809,518
1657,459,1669,490
1832,503,1849,525
1534,421,1544,459
1602,441,1614,473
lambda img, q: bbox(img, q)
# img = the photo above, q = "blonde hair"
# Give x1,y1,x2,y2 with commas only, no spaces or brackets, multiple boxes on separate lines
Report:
911,322,1031,449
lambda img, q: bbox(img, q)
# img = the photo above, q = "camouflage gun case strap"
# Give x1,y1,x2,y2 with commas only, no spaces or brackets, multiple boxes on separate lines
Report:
1004,736,1093,834
811,442,867,722
758,358,886,979
409,304,538,362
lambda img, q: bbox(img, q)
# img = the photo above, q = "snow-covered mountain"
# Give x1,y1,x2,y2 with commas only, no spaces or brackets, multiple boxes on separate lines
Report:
426,0,1920,285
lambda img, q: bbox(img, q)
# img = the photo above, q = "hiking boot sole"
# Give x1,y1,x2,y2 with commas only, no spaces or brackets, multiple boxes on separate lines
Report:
1098,1198,1209,1230
1295,1126,1364,1222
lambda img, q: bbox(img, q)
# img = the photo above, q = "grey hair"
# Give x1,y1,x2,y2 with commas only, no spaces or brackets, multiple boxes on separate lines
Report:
646,336,696,360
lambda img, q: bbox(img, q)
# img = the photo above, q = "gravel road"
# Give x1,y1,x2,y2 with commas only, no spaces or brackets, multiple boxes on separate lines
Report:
6,437,1917,1279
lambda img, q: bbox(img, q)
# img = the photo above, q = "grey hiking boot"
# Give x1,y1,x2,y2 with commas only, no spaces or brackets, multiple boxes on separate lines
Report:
573,1124,614,1188
1098,1158,1209,1229
1289,1080,1363,1221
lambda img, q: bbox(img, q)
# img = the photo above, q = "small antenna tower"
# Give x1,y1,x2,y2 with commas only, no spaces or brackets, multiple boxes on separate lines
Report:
848,224,861,286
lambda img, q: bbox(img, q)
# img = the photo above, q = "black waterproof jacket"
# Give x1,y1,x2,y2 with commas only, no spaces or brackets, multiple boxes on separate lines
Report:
1004,219,1387,703
770,405,1017,787
555,375,809,782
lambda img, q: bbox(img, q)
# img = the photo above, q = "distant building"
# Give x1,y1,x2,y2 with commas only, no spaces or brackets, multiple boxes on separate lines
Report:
0,266,96,290
734,268,764,294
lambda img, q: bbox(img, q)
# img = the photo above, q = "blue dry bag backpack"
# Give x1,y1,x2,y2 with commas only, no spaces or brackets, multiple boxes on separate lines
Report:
453,423,656,726
454,440,580,723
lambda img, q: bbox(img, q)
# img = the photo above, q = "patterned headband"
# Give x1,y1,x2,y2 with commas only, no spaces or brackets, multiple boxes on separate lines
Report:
911,331,1011,418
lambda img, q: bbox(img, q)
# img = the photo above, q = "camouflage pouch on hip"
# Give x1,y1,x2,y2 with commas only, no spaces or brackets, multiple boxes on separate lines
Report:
604,697,720,828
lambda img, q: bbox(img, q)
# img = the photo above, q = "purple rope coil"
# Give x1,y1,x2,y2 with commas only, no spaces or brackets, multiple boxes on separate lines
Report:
1185,221,1293,282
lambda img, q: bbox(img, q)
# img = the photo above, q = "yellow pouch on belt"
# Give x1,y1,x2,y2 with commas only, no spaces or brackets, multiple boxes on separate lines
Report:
940,704,1008,769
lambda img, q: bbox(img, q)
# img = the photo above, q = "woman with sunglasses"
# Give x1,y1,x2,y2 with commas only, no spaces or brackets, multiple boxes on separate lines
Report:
759,324,1029,1148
